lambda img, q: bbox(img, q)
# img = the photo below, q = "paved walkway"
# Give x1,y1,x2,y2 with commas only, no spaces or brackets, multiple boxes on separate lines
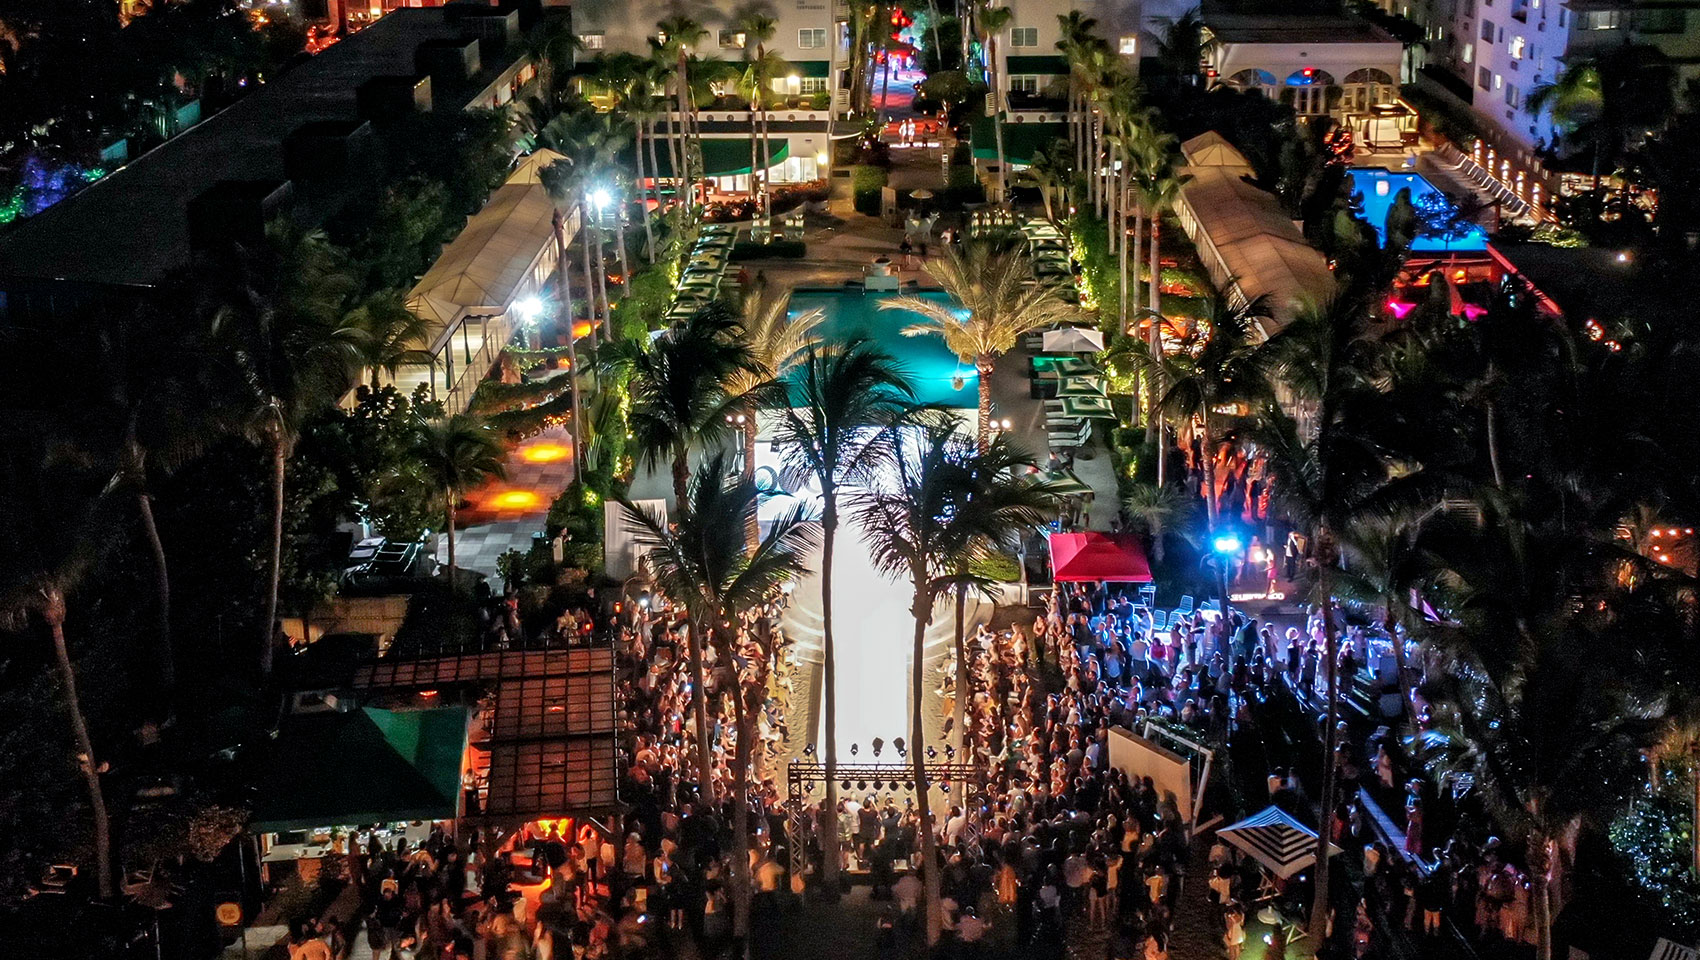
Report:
432,425,577,579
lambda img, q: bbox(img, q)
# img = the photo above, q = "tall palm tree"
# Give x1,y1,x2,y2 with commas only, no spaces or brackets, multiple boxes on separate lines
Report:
622,451,817,948
656,16,709,192
413,413,507,593
0,436,118,899
612,304,758,508
721,280,825,551
1055,11,1102,173
883,240,1077,448
1131,125,1190,480
976,4,1014,201
776,340,917,891
855,417,1055,944
1250,293,1397,942
203,225,365,681
739,13,781,221
594,53,660,266
1129,294,1272,606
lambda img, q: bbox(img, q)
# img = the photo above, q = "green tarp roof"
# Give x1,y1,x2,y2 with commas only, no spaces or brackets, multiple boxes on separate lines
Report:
1005,55,1068,75
627,137,791,178
788,60,830,78
970,119,1070,167
252,706,467,832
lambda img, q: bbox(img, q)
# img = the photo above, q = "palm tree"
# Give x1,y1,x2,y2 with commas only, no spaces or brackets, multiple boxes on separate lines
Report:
1024,137,1074,230
883,240,1077,448
203,225,365,681
1249,294,1398,942
721,280,825,551
1055,11,1102,172
1333,515,1428,715
1154,7,1209,89
346,291,433,392
846,0,882,115
613,304,758,508
976,4,1014,201
656,16,709,192
1121,481,1189,565
413,413,507,593
1131,126,1191,481
0,436,118,899
622,451,817,949
776,340,917,891
1130,294,1272,607
739,13,781,221
856,417,1055,944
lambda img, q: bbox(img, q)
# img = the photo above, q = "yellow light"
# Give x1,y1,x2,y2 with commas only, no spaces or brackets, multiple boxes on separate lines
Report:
520,442,570,464
489,490,543,510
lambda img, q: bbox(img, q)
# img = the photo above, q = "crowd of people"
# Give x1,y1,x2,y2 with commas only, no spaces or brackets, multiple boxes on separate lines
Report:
280,553,1542,960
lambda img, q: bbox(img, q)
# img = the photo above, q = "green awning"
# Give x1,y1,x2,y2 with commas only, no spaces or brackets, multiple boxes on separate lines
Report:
970,118,1070,166
787,60,830,78
252,706,467,832
627,137,791,178
1005,55,1068,75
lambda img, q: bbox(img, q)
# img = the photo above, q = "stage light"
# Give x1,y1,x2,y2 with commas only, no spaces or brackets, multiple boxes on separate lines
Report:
926,746,937,759
905,780,914,791
1212,533,1242,555
850,743,859,756
894,737,905,754
944,744,956,759
842,779,853,790
872,737,884,757
804,743,816,757
857,781,868,791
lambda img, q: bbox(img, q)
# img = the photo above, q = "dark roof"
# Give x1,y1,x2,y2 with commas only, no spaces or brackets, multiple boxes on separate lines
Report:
1006,55,1069,75
970,119,1070,166
483,736,621,817
0,9,531,290
1203,10,1398,45
252,706,468,831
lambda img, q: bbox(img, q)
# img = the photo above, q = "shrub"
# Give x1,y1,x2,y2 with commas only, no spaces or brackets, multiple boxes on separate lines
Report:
731,239,807,260
852,164,888,216
808,91,830,110
946,164,978,189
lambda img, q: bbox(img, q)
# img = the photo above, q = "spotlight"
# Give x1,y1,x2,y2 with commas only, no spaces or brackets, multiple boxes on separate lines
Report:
872,737,884,757
1212,533,1243,555
893,737,906,755
940,782,950,794
926,746,937,759
850,743,859,756
842,779,853,791
857,781,868,791
804,743,816,757
905,780,915,791
944,744,956,760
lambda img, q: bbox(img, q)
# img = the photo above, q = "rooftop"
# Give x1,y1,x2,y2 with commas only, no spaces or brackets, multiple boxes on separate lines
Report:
0,9,531,291
1202,3,1397,45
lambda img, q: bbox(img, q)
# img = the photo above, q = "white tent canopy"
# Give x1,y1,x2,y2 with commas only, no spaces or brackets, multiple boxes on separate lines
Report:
1216,806,1341,880
1042,326,1106,353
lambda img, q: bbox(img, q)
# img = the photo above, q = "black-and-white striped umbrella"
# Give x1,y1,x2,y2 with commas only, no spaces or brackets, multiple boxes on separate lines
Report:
1216,806,1341,880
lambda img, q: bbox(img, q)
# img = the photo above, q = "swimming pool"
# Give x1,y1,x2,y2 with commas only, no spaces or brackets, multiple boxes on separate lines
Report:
1348,168,1488,252
787,288,977,408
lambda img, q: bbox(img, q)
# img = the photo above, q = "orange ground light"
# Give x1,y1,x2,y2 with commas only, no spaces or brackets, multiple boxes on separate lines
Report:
518,442,571,464
486,490,543,511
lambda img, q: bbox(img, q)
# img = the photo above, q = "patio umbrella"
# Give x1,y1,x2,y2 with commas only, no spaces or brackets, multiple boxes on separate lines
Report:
909,189,935,200
1056,376,1107,398
1042,327,1106,353
1216,807,1342,880
1054,395,1115,419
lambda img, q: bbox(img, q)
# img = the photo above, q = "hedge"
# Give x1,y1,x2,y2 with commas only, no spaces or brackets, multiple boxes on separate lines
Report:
852,164,888,216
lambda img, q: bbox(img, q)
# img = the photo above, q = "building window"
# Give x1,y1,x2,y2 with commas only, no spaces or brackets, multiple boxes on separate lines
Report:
1493,72,1503,89
579,33,605,50
799,28,827,49
1481,19,1494,41
1508,35,1525,58
1505,82,1519,107
719,30,747,49
1119,35,1138,55
1579,10,1621,30
1010,27,1039,47
1009,75,1039,93
1558,8,1566,27
1463,42,1474,63
801,77,827,94
1478,66,1491,89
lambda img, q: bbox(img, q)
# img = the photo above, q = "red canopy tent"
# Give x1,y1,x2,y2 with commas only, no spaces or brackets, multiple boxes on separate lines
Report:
1049,532,1154,582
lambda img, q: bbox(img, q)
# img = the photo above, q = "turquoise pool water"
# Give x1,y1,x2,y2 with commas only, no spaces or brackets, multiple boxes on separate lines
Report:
787,289,977,408
1348,168,1488,252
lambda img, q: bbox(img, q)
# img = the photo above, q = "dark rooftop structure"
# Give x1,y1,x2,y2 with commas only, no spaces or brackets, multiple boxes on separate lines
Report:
0,6,539,320
1201,0,1397,45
